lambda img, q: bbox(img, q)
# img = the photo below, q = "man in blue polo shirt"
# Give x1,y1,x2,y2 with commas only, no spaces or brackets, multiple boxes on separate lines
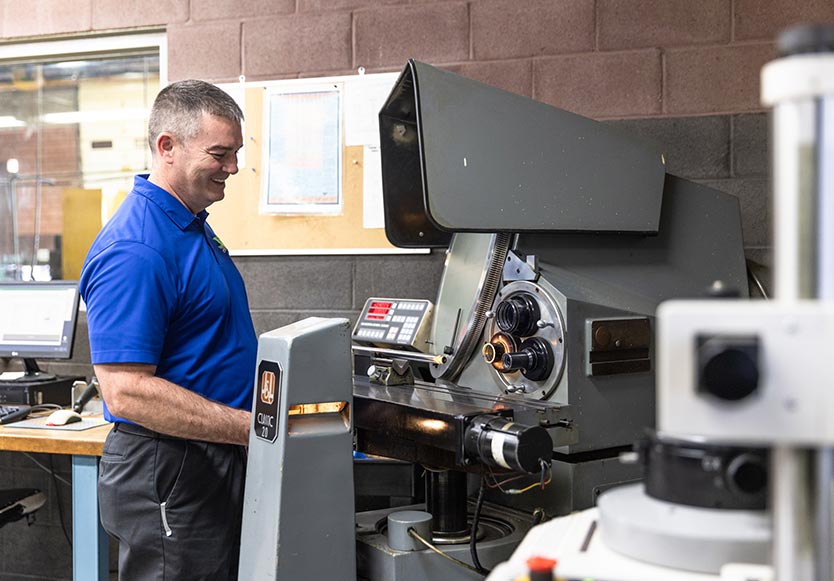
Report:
79,80,256,580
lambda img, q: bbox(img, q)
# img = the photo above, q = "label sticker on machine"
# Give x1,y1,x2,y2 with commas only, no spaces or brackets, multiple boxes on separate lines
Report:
254,360,281,443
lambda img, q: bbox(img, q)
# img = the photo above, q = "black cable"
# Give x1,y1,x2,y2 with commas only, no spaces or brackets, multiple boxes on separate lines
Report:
48,455,72,548
408,528,481,574
470,475,490,576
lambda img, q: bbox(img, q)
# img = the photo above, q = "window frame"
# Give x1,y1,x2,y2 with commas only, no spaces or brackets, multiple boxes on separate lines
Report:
0,32,166,281
0,32,167,80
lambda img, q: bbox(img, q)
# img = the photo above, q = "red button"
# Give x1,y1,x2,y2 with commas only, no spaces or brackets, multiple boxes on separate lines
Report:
526,556,557,572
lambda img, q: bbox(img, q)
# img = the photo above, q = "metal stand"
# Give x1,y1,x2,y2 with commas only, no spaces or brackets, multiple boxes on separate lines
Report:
761,24,834,581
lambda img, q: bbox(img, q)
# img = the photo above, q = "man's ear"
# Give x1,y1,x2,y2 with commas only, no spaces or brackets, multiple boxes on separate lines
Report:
155,132,176,163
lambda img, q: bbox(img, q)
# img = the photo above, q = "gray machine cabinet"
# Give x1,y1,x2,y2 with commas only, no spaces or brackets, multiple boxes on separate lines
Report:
239,317,356,581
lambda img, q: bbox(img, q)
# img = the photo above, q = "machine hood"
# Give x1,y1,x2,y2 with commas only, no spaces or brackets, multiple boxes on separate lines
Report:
378,59,667,247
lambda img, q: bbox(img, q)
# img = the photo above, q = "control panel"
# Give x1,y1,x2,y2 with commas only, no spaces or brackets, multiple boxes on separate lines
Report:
352,298,434,353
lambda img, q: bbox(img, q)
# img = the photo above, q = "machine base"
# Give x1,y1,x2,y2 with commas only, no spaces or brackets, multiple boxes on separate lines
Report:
356,501,534,581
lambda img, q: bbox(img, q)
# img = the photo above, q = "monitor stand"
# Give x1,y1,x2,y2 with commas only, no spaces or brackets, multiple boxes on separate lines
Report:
18,358,56,383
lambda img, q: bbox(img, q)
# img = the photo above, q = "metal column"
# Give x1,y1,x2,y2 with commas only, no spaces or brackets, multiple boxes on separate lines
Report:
762,24,834,581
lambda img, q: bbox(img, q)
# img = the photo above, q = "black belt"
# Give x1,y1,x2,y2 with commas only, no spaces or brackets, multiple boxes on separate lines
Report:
112,422,182,440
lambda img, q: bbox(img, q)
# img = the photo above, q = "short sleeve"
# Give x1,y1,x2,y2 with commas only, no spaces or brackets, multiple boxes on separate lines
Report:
80,241,176,366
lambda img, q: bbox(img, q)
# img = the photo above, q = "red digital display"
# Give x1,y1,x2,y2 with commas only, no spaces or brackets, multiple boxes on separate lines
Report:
368,307,390,315
370,301,393,309
366,315,385,320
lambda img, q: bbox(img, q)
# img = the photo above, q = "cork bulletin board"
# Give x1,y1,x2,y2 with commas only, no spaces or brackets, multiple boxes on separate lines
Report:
209,73,424,255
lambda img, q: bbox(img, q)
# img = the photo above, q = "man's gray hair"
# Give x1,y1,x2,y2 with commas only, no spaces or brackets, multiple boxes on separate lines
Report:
147,79,244,151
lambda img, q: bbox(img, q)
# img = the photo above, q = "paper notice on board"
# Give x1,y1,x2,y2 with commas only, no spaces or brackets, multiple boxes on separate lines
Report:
261,86,342,215
344,76,397,146
363,144,384,229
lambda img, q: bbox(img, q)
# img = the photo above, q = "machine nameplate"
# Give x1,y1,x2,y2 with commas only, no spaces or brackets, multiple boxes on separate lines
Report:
586,317,652,376
255,360,282,443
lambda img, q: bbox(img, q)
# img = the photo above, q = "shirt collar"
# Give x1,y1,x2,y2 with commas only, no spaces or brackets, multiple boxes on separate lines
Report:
132,174,209,231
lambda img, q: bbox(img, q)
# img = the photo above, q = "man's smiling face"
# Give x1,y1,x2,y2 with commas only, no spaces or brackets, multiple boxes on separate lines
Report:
169,113,243,214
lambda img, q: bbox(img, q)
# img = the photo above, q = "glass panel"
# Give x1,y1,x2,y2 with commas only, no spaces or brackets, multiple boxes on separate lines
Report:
0,53,159,281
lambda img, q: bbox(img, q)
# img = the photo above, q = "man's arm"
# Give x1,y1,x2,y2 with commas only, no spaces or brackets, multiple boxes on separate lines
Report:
94,363,250,445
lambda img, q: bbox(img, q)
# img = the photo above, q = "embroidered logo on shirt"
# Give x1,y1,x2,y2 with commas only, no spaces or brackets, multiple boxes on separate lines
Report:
212,236,228,254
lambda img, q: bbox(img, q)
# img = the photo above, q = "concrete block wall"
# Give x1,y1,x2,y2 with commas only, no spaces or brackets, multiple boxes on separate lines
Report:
1,1,833,578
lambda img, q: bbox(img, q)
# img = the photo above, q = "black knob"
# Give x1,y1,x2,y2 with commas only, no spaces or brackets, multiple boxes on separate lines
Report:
726,453,768,499
501,337,554,381
778,23,834,57
697,335,760,401
496,294,540,337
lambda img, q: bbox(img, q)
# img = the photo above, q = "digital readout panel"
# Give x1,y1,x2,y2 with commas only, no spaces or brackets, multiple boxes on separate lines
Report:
352,298,434,352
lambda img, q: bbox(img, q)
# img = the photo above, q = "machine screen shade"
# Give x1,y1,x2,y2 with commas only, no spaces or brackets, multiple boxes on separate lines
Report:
378,60,667,246
378,69,452,248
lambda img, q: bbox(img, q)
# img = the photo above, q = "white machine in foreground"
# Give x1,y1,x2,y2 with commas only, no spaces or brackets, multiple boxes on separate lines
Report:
488,22,834,581
487,508,772,581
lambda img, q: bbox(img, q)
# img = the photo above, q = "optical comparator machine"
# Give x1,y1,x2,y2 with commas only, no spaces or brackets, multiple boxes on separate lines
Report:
239,60,749,581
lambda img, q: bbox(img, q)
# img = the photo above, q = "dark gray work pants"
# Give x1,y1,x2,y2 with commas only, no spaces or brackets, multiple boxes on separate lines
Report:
99,422,247,581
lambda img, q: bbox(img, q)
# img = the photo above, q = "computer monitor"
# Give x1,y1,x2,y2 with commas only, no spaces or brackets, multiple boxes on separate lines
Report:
0,281,80,382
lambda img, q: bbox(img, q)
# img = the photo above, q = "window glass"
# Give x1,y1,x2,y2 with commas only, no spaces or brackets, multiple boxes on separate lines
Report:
0,50,160,281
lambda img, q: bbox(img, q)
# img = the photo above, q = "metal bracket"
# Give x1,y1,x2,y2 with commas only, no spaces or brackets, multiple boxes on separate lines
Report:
503,251,539,282
368,360,414,386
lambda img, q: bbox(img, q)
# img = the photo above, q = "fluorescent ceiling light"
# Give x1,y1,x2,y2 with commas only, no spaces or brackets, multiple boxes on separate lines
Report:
0,116,25,128
42,108,149,124
50,60,88,69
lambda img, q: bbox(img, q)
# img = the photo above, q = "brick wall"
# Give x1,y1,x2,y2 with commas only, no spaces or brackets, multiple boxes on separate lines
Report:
1,1,833,579
1,0,829,111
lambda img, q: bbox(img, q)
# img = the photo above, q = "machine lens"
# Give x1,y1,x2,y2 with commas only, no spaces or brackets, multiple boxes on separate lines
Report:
495,294,540,337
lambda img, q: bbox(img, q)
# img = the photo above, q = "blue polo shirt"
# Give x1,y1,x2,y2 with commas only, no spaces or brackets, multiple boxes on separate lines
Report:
79,175,257,422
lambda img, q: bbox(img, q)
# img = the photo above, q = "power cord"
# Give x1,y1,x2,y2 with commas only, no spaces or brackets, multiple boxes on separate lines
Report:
407,527,482,574
22,453,71,486
470,475,490,575
408,467,551,577
48,454,72,548
401,476,493,577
